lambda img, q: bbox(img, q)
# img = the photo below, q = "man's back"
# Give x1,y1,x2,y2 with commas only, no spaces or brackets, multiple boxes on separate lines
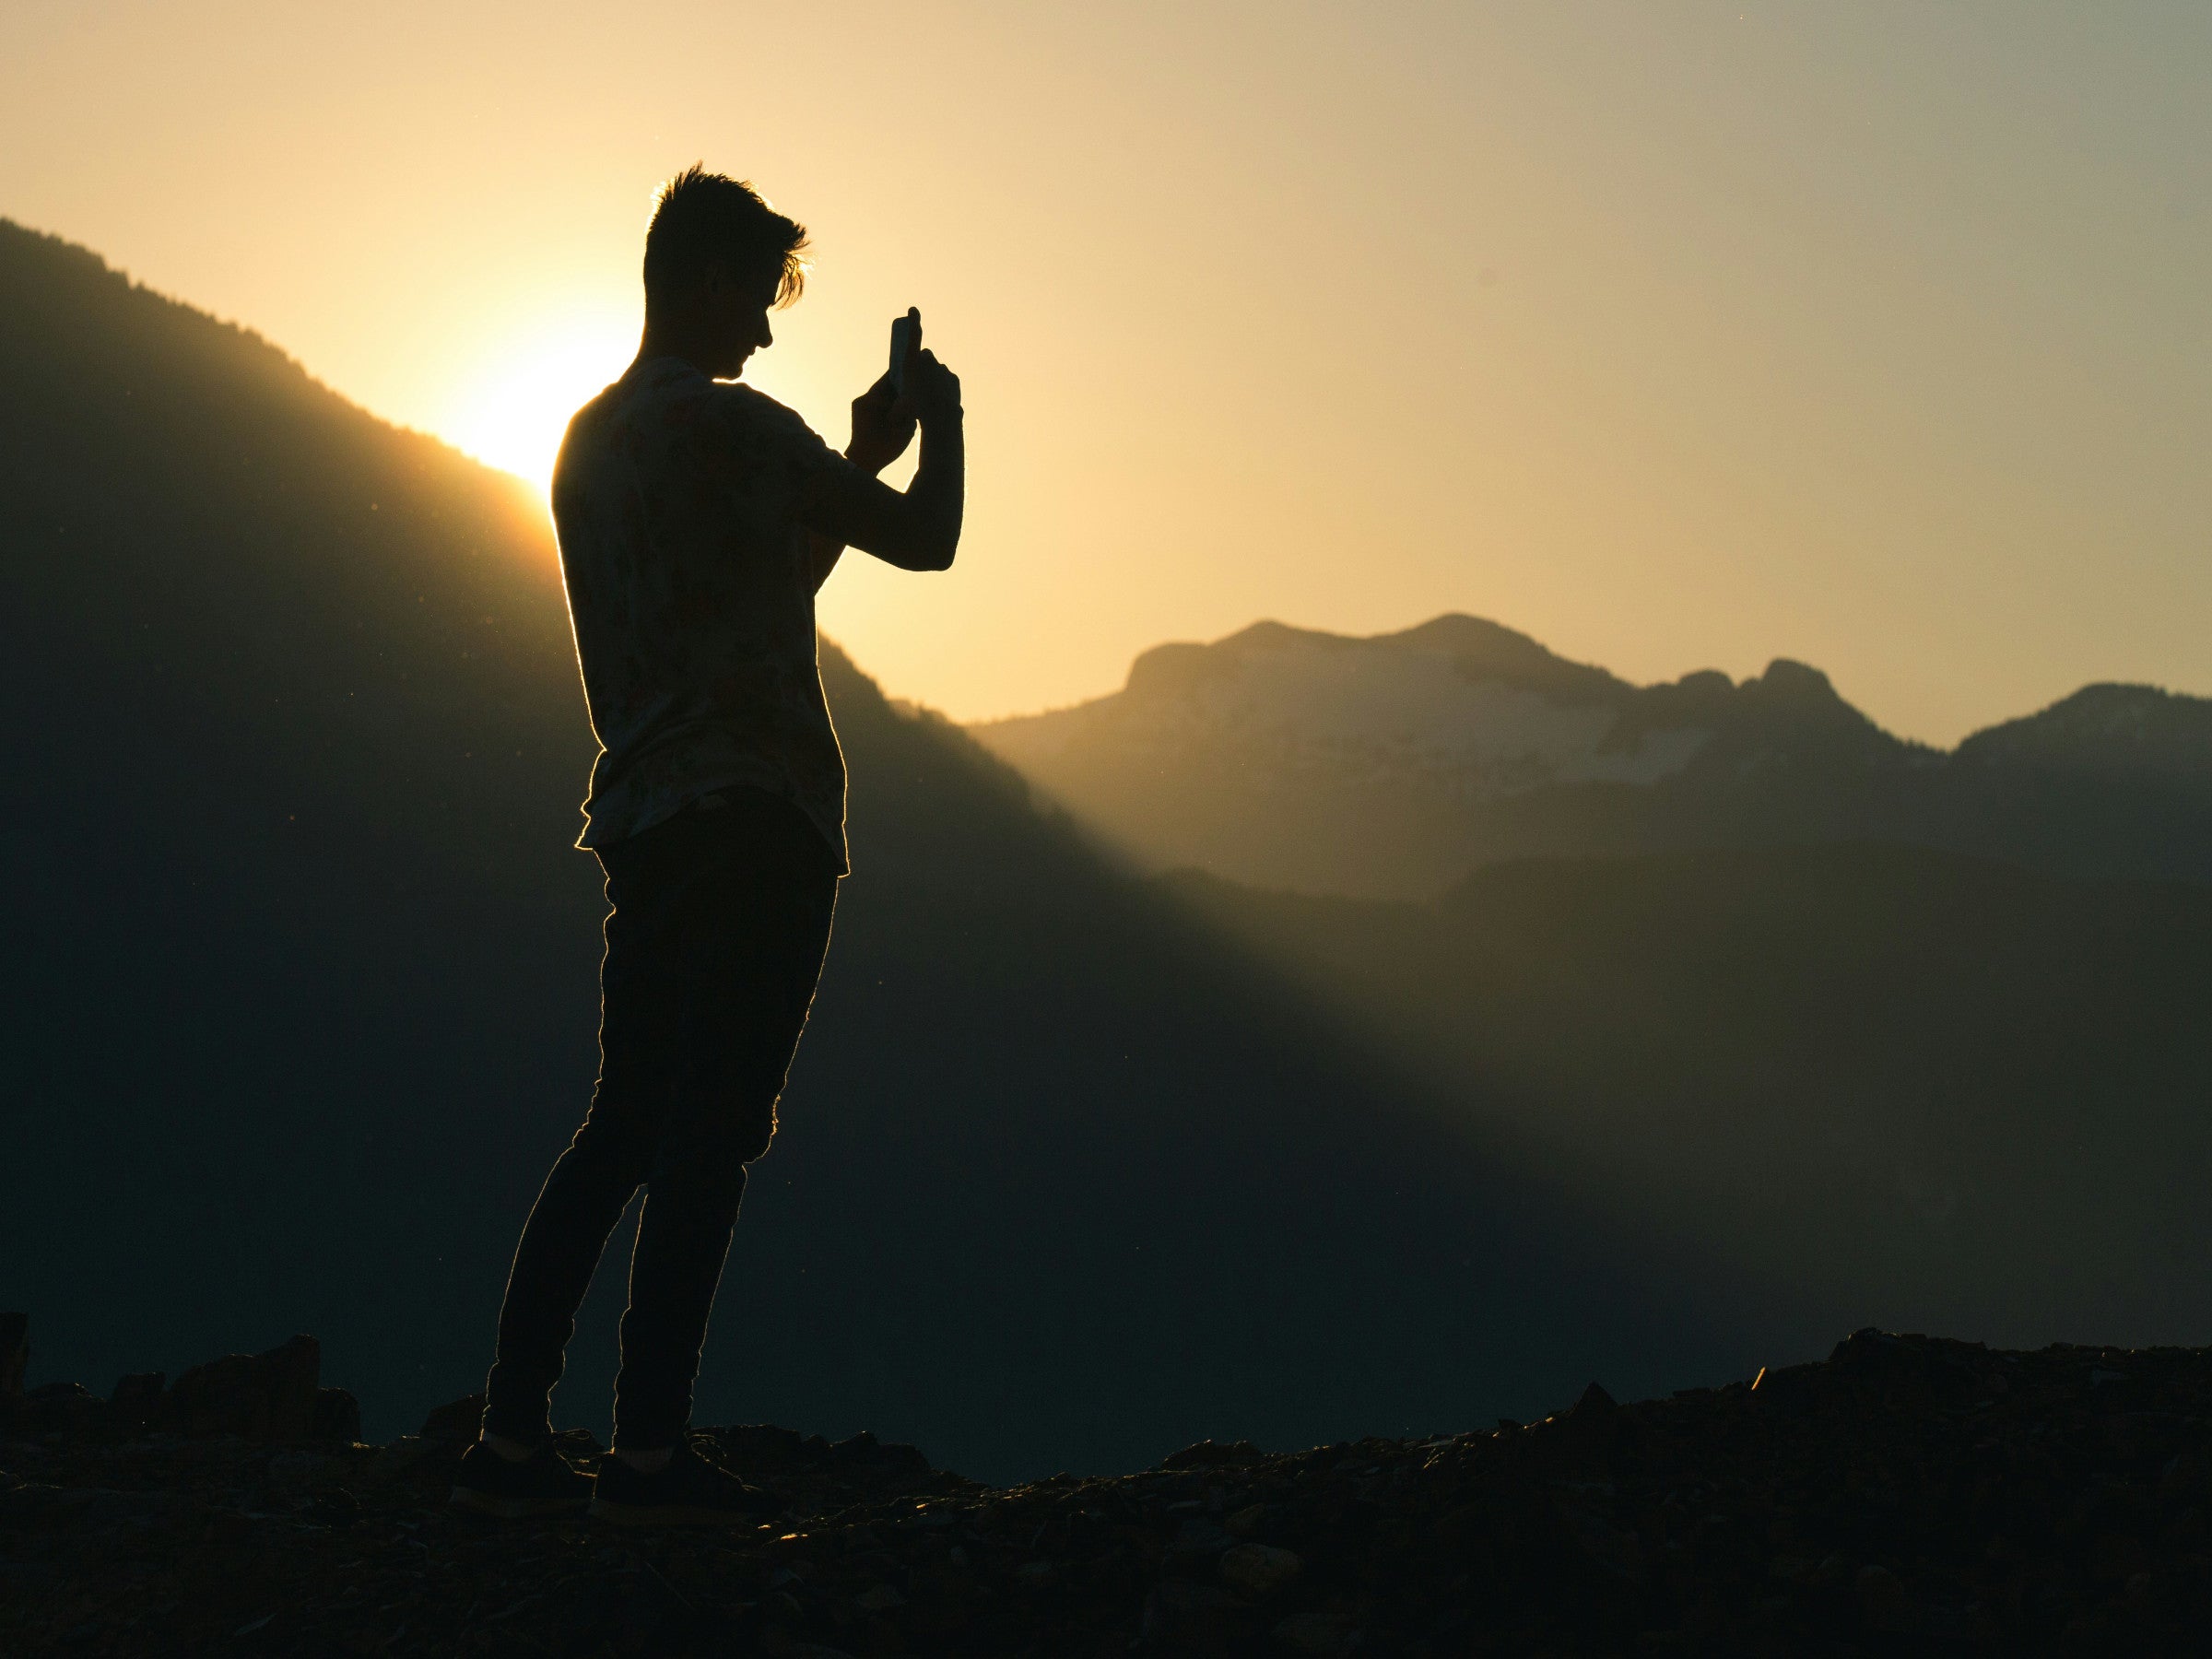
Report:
552,356,857,865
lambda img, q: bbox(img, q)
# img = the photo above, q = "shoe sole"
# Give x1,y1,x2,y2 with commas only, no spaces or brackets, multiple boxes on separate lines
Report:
449,1486,592,1520
588,1496,777,1528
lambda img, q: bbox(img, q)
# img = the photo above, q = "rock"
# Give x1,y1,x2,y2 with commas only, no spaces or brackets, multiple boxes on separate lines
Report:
1565,1508,1645,1584
166,1335,322,1440
1547,1380,1624,1453
0,1312,26,1394
1826,1328,1984,1403
265,1450,334,1489
21,1381,99,1432
1273,1608,1363,1656
1160,1438,1264,1470
1219,1541,1302,1599
305,1487,362,1527
417,1393,484,1442
829,1430,931,1474
760,1639,856,1659
362,1434,466,1485
109,1371,167,1430
1012,1560,1057,1592
719,1423,809,1470
1568,1381,1617,1418
1225,1501,1270,1537
312,1386,362,1443
1167,1516,1232,1568
853,1583,905,1612
1139,1580,1254,1653
1856,1562,1906,1625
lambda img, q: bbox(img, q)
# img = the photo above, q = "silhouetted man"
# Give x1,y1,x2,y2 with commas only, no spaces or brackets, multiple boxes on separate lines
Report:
452,166,963,1525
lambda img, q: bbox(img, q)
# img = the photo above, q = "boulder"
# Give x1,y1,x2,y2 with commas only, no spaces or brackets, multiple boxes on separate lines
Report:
1273,1608,1363,1657
418,1393,485,1442
1218,1541,1301,1599
1137,1580,1254,1653
19,1381,99,1433
165,1335,323,1439
109,1371,167,1430
1159,1438,1264,1471
313,1386,362,1443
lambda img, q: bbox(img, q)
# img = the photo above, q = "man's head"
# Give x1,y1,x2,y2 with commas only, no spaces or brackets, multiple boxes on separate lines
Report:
641,166,809,378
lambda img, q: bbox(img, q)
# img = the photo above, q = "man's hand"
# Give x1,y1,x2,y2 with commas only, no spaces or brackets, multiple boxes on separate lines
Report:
846,309,926,475
848,311,963,474
804,312,964,582
902,347,962,429
846,373,914,477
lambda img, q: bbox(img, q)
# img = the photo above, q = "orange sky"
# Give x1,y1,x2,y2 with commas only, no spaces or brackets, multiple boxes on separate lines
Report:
4,2,2207,742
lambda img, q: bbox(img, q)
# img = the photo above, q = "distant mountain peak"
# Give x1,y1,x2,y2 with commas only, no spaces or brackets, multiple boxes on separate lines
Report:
1115,612,1631,709
1751,658,1836,699
1955,681,2212,778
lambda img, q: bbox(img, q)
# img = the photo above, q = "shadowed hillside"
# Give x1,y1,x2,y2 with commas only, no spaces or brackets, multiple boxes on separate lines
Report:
973,616,2212,900
0,220,1732,1480
1168,843,2212,1349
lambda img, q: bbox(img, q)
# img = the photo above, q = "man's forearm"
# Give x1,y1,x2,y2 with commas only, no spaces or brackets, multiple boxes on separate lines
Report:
800,410,964,573
905,414,964,571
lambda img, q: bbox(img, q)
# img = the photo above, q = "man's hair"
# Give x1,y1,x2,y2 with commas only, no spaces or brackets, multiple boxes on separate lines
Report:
642,165,809,312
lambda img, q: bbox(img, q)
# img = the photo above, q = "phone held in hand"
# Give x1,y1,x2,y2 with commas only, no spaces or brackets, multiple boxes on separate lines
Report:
888,311,916,397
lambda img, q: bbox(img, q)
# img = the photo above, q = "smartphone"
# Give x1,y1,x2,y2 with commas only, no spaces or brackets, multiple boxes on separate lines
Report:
888,310,917,396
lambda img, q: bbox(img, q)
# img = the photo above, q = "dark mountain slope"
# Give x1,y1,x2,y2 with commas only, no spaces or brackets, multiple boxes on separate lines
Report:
973,616,2212,900
0,221,1731,1480
1169,841,2212,1351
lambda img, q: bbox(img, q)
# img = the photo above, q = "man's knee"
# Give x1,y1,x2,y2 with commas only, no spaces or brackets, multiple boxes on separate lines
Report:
563,1104,656,1187
721,1101,779,1168
651,1094,779,1189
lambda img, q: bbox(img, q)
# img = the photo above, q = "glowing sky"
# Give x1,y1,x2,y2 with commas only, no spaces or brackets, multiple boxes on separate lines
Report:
4,2,2207,740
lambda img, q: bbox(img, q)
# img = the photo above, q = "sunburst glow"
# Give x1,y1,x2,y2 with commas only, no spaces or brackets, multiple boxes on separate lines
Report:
445,305,637,495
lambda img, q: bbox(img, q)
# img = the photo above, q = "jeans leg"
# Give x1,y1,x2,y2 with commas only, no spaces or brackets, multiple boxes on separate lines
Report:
610,801,837,1449
481,856,675,1443
479,1112,658,1442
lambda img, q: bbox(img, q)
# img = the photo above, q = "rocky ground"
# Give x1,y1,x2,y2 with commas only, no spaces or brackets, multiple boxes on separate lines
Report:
6,1321,2212,1656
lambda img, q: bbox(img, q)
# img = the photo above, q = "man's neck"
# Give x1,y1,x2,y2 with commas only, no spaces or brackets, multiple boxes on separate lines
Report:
634,323,722,382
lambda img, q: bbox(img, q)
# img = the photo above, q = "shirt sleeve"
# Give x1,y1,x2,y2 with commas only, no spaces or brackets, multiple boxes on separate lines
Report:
717,386,863,509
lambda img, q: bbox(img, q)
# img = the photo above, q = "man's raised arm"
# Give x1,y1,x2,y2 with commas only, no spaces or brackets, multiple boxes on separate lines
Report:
802,348,963,586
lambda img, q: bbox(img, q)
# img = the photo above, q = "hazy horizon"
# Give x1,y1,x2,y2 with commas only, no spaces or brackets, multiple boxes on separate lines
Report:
6,1,2206,745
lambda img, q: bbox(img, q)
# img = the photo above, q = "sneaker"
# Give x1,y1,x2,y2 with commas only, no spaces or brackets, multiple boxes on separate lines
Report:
449,1440,594,1520
590,1437,788,1528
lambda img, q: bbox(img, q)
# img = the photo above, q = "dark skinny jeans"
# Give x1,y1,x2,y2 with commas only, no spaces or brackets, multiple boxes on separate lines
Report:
482,787,838,1450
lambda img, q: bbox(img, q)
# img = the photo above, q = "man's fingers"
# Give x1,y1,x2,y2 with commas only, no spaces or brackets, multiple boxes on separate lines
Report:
917,351,959,393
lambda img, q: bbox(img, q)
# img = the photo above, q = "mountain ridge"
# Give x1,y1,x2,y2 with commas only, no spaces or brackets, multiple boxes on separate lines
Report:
971,612,2210,898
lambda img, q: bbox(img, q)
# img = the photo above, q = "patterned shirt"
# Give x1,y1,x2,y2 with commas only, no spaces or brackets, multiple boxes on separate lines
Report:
552,356,859,868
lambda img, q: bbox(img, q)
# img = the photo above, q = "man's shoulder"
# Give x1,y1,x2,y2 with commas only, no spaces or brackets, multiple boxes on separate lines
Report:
554,362,834,507
708,381,819,440
587,359,816,430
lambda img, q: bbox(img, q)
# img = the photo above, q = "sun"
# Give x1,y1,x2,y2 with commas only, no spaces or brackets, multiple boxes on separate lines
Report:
444,305,637,495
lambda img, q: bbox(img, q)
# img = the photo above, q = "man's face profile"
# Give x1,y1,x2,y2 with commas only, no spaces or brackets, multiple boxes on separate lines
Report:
688,260,782,381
